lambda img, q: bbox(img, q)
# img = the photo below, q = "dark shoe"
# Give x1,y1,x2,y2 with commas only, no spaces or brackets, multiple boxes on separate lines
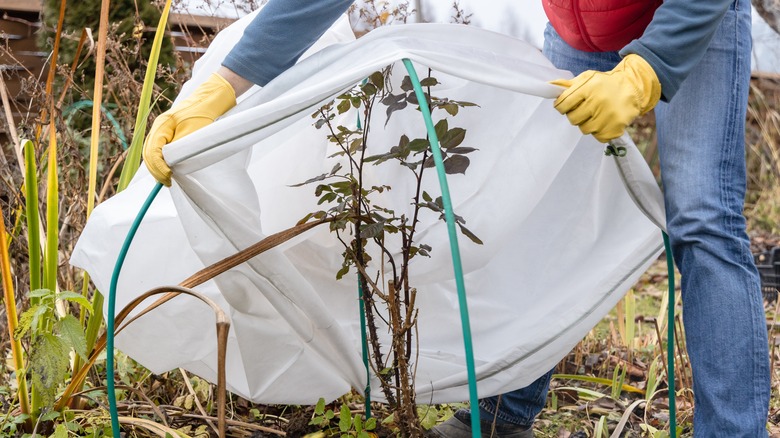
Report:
426,410,534,438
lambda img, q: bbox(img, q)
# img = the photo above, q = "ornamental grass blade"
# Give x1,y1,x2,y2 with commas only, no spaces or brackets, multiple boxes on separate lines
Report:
117,0,173,192
0,206,31,419
22,140,41,292
43,111,59,293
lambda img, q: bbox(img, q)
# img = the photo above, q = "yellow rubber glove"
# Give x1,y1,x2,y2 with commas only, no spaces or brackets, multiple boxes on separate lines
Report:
142,73,237,186
550,54,661,143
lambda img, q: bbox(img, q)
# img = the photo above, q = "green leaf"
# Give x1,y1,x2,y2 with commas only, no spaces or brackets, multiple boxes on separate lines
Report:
40,410,60,422
351,96,362,108
296,212,315,226
385,100,408,123
336,264,350,280
406,91,419,105
30,288,54,299
57,291,93,313
331,181,353,195
14,304,43,340
339,404,352,432
369,71,385,90
457,223,483,245
56,314,88,360
50,423,68,438
349,138,364,154
353,414,363,432
419,77,439,87
361,83,377,96
418,406,438,430
440,128,466,150
434,119,448,140
443,155,470,175
337,99,351,114
442,103,459,116
30,333,69,407
290,173,329,187
448,147,478,154
315,398,326,415
400,75,413,92
365,417,377,431
364,152,393,164
408,138,430,153
422,191,432,202
381,93,405,106
361,221,385,239
309,417,323,426
318,192,338,205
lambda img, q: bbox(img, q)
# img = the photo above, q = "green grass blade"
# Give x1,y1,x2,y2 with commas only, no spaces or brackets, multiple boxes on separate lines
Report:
43,123,59,293
553,374,643,394
22,140,41,292
553,386,607,402
594,415,607,438
0,206,31,420
117,0,173,191
83,278,103,354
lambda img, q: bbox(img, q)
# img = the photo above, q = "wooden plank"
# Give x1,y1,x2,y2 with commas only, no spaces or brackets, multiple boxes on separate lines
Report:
170,12,234,29
0,0,42,13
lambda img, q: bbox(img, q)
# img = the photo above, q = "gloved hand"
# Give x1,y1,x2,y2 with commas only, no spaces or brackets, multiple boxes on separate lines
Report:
550,54,661,143
142,73,237,186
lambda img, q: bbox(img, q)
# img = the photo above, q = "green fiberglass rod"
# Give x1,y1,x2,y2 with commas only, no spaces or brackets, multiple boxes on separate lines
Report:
402,59,482,438
663,232,676,437
107,181,163,437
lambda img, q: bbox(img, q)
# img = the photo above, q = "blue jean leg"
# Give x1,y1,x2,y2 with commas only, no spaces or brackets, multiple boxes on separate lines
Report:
484,0,770,434
477,369,554,428
655,0,770,436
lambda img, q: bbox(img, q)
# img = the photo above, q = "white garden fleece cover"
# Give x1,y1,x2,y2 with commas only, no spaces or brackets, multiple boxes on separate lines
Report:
72,12,667,404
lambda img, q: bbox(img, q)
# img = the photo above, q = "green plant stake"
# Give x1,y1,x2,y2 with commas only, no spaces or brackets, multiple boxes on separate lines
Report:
663,231,676,437
402,58,481,438
107,182,163,437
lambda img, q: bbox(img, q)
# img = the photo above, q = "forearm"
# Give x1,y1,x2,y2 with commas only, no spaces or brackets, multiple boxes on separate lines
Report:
222,0,354,87
620,0,734,100
216,66,253,97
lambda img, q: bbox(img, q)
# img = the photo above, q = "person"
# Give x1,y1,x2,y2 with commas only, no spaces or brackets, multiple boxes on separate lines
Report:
143,0,771,436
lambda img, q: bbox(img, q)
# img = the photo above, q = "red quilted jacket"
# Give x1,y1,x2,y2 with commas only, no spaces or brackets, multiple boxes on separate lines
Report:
543,0,663,52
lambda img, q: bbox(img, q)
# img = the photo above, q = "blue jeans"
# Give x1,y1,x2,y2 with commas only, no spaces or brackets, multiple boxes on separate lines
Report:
479,0,771,435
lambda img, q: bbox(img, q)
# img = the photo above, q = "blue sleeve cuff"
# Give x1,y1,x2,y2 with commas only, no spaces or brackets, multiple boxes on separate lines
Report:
222,0,354,87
